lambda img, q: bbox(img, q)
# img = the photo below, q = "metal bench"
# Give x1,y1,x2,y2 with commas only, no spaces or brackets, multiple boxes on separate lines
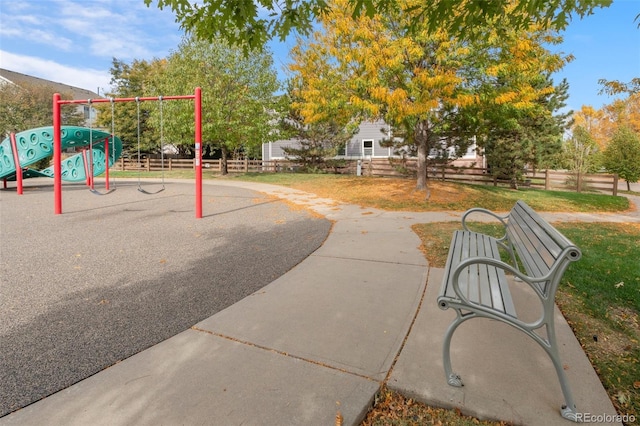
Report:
437,200,582,421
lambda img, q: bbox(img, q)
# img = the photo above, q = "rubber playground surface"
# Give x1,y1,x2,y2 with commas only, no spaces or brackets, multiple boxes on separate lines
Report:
0,178,331,417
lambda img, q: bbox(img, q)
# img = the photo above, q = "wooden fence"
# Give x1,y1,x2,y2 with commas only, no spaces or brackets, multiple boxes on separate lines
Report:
112,157,618,195
365,158,618,195
114,157,265,173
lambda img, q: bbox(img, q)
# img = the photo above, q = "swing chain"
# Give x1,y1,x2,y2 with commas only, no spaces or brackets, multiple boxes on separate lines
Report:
109,97,117,190
159,96,165,187
136,95,165,195
86,98,116,195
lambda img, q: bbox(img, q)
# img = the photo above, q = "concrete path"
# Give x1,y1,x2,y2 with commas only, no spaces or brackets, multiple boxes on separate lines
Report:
2,178,635,425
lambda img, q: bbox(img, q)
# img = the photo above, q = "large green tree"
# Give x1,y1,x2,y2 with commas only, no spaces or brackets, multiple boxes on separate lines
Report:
145,0,612,50
151,35,281,174
562,125,601,176
479,75,571,188
96,58,165,155
602,126,640,191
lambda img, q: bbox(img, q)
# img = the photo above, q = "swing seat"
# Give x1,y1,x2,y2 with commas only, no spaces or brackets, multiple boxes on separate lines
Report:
135,97,166,194
90,188,116,196
137,185,165,195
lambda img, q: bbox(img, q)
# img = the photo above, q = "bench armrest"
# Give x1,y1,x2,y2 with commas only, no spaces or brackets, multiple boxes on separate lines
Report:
461,208,509,237
451,256,547,303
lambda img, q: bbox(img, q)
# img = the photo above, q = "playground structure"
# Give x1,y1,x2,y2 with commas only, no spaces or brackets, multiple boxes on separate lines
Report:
1,88,203,218
54,89,202,217
0,126,122,188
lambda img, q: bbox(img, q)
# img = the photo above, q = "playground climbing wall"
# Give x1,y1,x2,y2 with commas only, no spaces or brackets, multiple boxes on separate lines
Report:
0,126,122,181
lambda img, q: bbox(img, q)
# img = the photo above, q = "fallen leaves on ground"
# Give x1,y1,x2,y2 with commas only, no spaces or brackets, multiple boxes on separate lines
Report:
361,387,511,426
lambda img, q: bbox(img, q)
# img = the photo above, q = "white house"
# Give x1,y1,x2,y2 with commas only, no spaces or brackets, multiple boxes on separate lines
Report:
262,119,483,167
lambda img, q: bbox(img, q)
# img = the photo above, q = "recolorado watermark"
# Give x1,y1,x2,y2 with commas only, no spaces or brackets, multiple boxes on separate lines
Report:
575,412,636,423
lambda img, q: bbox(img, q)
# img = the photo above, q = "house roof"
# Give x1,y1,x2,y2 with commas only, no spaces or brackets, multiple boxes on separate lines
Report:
0,68,100,100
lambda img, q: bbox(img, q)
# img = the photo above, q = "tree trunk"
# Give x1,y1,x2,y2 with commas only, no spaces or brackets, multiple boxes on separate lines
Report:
511,177,519,190
415,121,428,191
221,146,229,175
416,141,428,190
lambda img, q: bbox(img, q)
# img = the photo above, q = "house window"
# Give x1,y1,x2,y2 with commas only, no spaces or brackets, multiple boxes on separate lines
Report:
363,139,374,157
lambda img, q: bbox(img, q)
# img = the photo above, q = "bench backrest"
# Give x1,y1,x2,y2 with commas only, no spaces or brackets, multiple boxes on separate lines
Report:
506,201,582,298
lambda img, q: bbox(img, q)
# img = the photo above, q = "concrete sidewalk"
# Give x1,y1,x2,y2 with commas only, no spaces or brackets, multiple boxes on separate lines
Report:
1,180,628,425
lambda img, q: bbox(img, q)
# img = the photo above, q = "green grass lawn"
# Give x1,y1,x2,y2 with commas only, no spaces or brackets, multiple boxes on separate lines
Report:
556,223,640,420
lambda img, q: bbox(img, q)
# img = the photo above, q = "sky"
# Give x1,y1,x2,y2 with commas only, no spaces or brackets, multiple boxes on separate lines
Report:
0,0,638,112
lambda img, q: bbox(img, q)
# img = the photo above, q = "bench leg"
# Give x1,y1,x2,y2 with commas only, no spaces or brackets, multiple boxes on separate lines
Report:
442,310,475,387
543,324,580,422
521,318,580,421
443,311,580,422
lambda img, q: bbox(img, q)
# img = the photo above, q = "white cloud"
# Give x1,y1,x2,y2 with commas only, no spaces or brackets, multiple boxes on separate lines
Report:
1,0,182,61
0,50,112,93
0,5,73,51
0,0,189,97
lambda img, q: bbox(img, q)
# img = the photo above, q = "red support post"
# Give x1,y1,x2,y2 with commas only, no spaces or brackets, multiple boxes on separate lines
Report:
9,133,23,195
104,137,110,191
53,93,62,214
195,87,203,219
82,150,91,187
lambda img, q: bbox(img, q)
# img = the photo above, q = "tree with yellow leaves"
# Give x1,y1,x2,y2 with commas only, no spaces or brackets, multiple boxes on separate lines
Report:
572,105,610,150
603,93,640,135
570,93,640,190
290,0,571,190
572,93,640,150
292,0,478,190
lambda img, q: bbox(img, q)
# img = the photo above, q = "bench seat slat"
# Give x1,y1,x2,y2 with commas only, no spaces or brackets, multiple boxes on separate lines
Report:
468,232,480,304
483,232,514,314
441,230,517,318
509,207,558,275
478,233,496,310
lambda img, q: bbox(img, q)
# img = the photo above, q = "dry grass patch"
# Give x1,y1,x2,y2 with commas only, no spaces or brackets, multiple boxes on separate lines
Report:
273,177,486,211
232,174,629,213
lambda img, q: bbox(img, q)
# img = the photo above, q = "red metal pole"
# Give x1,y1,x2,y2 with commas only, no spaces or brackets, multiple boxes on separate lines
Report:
9,133,23,195
55,95,195,105
104,137,110,190
82,150,92,187
53,93,62,214
195,87,202,219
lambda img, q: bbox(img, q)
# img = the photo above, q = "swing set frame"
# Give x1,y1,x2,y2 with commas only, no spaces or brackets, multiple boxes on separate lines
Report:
52,87,203,218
